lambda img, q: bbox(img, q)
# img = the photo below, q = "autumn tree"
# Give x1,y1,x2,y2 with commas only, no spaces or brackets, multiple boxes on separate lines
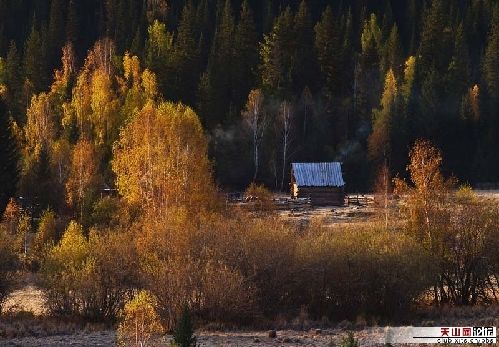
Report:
25,93,56,154
66,139,101,223
145,20,173,93
368,69,398,168
112,101,215,213
117,291,163,347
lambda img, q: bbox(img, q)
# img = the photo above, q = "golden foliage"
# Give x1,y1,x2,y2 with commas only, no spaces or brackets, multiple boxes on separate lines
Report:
25,93,55,153
112,101,215,213
65,139,101,221
41,221,137,319
117,290,163,347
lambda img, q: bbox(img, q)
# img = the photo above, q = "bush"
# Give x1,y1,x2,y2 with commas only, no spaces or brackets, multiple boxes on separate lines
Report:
295,224,435,319
339,332,358,347
137,209,294,327
0,226,17,313
32,209,59,264
244,183,274,212
41,221,137,320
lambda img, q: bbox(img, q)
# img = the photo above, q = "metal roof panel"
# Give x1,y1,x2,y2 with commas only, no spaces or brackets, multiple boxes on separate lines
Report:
291,162,345,187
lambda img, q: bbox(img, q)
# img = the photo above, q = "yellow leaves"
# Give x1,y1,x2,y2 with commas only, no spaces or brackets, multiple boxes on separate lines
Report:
402,56,416,102
141,69,158,100
117,290,163,346
407,139,444,194
65,139,100,209
147,20,173,58
360,13,381,52
112,101,214,213
123,53,141,84
45,221,89,275
379,69,397,111
463,84,480,121
368,69,397,163
25,92,55,154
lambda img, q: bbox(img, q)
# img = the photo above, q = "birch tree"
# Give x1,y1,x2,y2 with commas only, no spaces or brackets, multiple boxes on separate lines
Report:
112,101,214,213
279,100,293,191
242,89,266,181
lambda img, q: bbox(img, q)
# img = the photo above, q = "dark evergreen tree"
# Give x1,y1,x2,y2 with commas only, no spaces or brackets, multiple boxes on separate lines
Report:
260,6,295,98
381,24,404,80
292,0,317,94
173,305,197,347
483,5,499,101
199,0,235,126
447,22,470,108
170,1,200,106
315,6,342,101
232,0,258,117
48,0,66,69
24,23,49,93
0,99,19,214
4,41,23,122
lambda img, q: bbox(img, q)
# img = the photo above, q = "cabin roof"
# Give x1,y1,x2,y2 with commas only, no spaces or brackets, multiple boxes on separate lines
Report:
291,162,345,187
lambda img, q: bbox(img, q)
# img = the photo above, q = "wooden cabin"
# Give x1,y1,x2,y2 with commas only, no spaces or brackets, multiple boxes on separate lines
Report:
291,162,345,206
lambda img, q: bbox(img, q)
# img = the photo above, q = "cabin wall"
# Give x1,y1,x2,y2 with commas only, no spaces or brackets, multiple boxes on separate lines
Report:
296,186,345,206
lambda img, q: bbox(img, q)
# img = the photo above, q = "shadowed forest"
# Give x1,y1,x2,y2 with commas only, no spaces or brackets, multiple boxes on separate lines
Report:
0,0,498,345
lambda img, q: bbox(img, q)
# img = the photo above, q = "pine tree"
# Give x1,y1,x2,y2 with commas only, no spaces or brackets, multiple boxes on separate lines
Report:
356,14,381,122
66,0,79,44
381,0,394,40
201,0,235,125
368,69,398,167
48,0,66,68
381,24,403,80
24,23,49,93
418,0,452,77
447,22,470,111
0,99,19,214
144,20,173,94
293,0,317,94
315,6,342,100
4,41,23,122
483,5,499,100
260,6,295,98
173,305,196,347
232,0,258,117
170,1,200,106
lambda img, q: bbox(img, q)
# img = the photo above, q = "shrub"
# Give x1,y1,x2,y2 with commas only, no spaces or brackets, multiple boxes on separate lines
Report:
173,305,196,347
41,221,137,320
117,290,163,347
339,332,358,347
295,224,435,319
244,183,274,211
32,209,59,263
0,226,17,313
